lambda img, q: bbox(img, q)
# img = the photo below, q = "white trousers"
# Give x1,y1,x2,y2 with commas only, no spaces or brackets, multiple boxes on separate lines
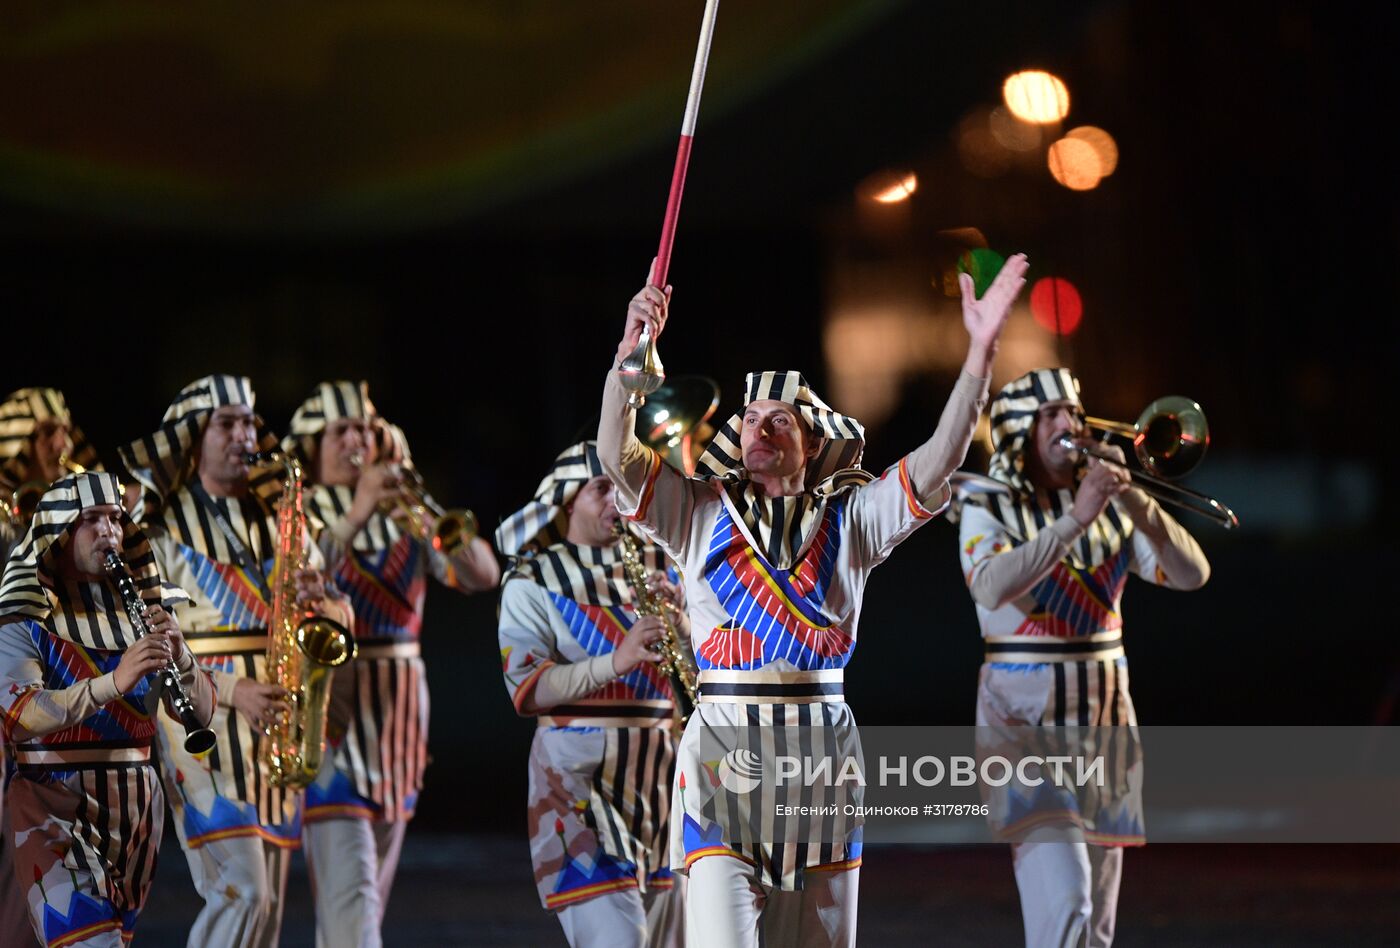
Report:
1011,840,1123,948
177,833,293,948
303,817,408,948
557,879,685,948
685,855,858,948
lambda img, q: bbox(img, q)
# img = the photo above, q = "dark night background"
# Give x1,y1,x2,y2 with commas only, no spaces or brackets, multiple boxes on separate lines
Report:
3,2,1398,941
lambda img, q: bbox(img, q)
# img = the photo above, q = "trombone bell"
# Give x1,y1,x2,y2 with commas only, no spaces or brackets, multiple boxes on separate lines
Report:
1134,396,1209,477
1074,395,1237,529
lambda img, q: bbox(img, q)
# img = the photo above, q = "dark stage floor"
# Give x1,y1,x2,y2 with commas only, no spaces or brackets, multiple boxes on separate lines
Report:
136,834,1400,946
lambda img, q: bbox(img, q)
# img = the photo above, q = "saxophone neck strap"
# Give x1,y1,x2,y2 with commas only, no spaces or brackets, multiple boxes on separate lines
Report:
187,480,270,598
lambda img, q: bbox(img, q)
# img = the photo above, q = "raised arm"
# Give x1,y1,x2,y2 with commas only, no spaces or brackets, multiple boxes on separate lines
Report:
850,256,1027,562
903,254,1028,500
598,266,700,559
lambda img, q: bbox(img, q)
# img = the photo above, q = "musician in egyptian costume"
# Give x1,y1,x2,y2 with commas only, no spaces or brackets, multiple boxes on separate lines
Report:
596,256,1026,947
281,380,499,947
119,375,351,948
951,367,1210,948
497,441,687,947
0,472,214,946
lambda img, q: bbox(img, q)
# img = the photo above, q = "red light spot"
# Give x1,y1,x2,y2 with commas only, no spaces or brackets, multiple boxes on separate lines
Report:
1030,277,1083,335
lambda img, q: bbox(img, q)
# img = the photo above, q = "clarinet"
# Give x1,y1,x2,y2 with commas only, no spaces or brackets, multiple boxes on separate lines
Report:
102,551,218,756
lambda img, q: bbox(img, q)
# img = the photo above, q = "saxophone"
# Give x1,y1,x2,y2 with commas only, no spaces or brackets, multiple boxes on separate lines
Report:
247,451,357,789
616,525,698,724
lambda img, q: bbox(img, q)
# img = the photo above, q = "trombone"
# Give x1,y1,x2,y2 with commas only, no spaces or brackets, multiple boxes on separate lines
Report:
1058,396,1239,529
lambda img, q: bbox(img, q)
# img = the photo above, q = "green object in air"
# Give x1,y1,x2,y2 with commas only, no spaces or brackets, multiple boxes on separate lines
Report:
957,248,1006,298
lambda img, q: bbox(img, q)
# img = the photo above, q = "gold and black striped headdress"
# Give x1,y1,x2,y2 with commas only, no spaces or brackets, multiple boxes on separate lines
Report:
496,441,665,606
118,374,280,519
0,473,188,650
283,380,409,552
692,370,871,570
964,368,1129,568
496,441,606,560
0,388,101,494
694,370,868,493
987,368,1082,495
282,380,405,467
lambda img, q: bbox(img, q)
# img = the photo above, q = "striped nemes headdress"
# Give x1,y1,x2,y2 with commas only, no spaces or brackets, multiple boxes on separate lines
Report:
118,374,281,519
282,380,408,470
693,370,869,494
987,368,1082,495
283,380,412,552
496,441,666,607
0,388,101,494
0,473,188,650
496,441,606,560
970,368,1130,568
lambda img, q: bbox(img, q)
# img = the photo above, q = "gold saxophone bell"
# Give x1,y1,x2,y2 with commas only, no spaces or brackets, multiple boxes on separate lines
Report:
298,618,357,668
1062,396,1239,529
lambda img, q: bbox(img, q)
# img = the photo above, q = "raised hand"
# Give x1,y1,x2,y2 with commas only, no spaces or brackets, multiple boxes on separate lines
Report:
617,259,673,365
959,252,1029,376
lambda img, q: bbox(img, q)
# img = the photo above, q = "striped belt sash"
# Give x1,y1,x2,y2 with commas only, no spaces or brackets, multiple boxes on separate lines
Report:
13,739,153,770
538,699,674,729
697,668,845,704
984,631,1125,664
354,639,421,660
186,629,269,656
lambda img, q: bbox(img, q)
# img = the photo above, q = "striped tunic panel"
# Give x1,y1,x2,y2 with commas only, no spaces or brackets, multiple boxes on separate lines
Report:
498,579,677,911
0,620,165,946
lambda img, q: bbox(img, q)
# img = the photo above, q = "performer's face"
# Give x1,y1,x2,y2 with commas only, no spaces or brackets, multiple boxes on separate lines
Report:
318,418,377,487
1030,401,1086,485
31,418,73,482
741,401,818,480
67,504,124,578
566,475,619,547
198,405,258,489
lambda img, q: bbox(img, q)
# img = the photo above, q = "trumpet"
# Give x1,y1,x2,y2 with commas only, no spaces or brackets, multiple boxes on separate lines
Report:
1,454,87,527
1058,396,1239,529
349,454,478,555
103,551,217,756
